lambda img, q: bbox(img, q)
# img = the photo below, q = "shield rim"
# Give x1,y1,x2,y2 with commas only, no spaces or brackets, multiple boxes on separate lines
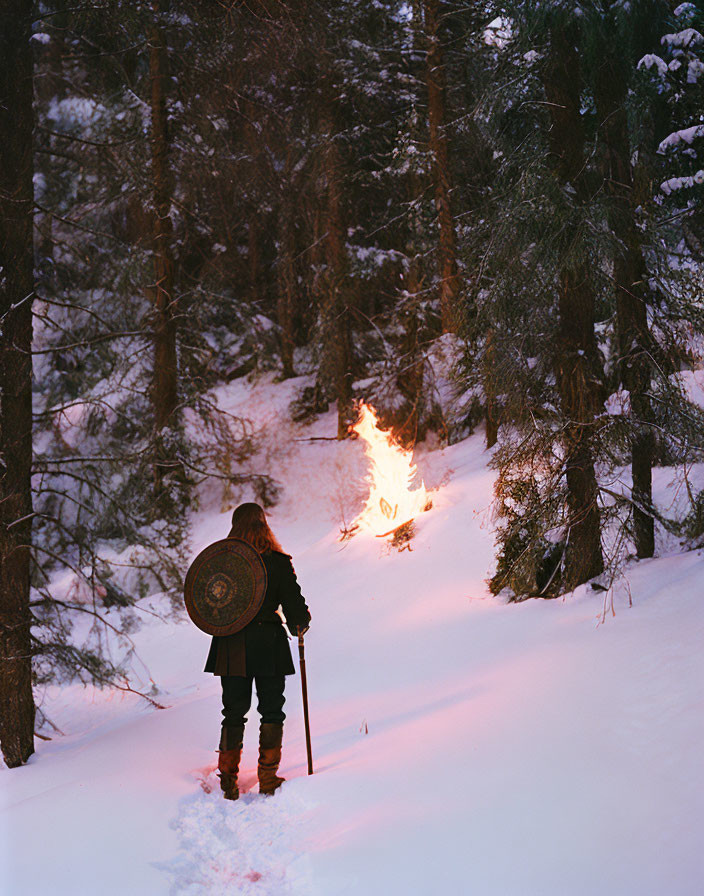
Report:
183,537,267,636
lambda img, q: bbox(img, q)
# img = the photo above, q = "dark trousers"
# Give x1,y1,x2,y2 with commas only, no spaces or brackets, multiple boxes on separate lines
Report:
221,674,286,728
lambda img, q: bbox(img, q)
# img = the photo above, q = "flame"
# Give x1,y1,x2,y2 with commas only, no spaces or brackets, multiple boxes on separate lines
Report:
351,402,429,536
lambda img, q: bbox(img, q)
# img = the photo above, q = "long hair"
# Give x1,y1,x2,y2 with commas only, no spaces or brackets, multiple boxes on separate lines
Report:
228,503,284,554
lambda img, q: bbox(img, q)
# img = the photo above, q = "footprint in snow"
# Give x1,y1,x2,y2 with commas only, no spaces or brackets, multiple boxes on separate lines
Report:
155,769,314,895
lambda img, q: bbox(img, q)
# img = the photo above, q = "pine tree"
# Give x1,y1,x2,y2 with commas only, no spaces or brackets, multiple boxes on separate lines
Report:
471,2,704,597
0,0,36,767
541,19,605,588
149,0,180,496
423,0,461,334
27,2,270,707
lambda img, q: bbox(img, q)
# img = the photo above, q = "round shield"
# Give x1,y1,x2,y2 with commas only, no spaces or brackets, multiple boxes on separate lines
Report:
184,538,267,636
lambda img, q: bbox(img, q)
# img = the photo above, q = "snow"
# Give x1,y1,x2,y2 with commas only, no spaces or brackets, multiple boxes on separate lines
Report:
637,54,668,76
688,58,704,83
674,2,697,17
2,374,703,895
660,171,704,194
674,368,704,410
604,388,631,415
47,96,108,130
661,29,704,49
484,17,512,50
658,125,704,153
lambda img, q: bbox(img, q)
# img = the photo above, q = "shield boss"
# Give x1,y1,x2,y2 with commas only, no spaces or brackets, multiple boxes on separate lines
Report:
184,538,267,636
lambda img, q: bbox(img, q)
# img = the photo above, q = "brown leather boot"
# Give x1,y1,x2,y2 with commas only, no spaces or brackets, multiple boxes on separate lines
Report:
257,722,285,795
218,723,245,800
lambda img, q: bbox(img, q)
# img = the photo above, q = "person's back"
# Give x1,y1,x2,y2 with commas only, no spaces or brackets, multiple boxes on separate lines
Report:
204,503,311,800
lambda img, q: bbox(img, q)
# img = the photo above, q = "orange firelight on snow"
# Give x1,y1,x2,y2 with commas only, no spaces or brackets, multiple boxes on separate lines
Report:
350,402,429,537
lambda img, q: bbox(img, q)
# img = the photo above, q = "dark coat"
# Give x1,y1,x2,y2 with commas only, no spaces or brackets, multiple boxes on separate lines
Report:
203,549,311,677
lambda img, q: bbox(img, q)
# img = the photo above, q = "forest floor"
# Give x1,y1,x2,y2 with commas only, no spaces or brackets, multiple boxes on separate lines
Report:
2,373,703,895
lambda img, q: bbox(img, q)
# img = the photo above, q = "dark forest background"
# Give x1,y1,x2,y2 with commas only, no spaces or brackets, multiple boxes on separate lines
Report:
1,0,703,766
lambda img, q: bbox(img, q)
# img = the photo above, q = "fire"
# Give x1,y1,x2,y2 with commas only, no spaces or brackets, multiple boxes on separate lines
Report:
351,402,429,537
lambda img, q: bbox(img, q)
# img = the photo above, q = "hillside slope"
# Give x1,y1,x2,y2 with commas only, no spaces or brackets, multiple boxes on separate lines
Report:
2,375,703,895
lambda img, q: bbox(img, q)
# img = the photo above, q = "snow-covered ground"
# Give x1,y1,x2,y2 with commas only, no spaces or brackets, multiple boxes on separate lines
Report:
2,374,703,895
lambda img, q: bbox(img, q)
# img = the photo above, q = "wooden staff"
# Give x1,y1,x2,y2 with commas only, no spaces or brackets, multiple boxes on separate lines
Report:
297,627,314,775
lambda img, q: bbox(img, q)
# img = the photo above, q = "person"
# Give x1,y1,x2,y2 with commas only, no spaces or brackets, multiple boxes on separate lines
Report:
204,502,311,800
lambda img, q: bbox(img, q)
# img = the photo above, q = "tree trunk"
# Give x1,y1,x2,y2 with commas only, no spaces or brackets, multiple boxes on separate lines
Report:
543,24,604,589
244,99,263,307
397,289,425,448
276,219,296,379
594,53,655,559
149,0,178,495
276,151,297,378
554,268,605,586
320,98,353,439
484,328,499,449
0,0,36,768
423,0,460,334
396,4,428,445
248,218,261,306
